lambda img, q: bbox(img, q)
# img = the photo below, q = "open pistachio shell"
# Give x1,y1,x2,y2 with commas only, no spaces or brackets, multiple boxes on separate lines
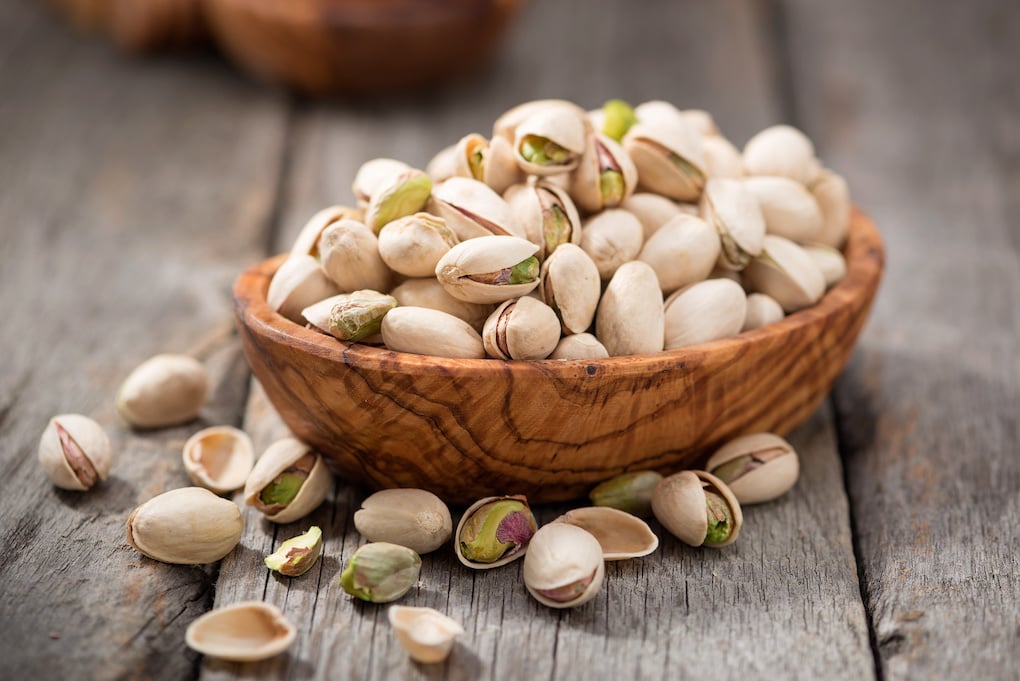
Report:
482,296,561,360
301,290,396,342
623,117,706,201
364,169,432,233
743,235,826,312
579,208,644,280
569,132,639,213
267,254,339,323
354,488,453,555
554,507,659,560
182,426,254,495
185,601,296,662
512,106,588,176
549,333,610,360
243,438,332,524
504,181,582,259
435,235,541,305
389,278,493,332
318,218,392,293
453,133,523,194
637,214,721,294
541,243,601,335
621,192,685,240
706,433,799,504
389,606,465,664
455,495,538,569
378,212,458,278
701,135,744,179
492,99,589,142
523,523,605,609
803,244,847,287
663,279,747,350
289,205,363,258
651,470,743,548
380,306,486,359
265,526,323,577
742,125,821,186
596,261,665,357
743,176,824,243
429,177,522,241
589,470,662,518
426,143,458,183
810,169,852,248
38,414,113,491
742,293,785,331
126,487,243,564
700,178,766,271
353,158,411,208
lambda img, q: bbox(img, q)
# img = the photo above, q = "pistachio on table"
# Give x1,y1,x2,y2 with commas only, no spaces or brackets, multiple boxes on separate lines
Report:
354,488,453,554
455,495,538,569
340,542,422,603
651,470,743,548
706,433,799,504
589,470,663,518
185,602,296,662
182,425,254,494
554,506,659,560
244,438,332,523
116,354,209,429
523,523,605,609
265,526,323,577
38,414,113,491
126,487,243,564
389,606,465,664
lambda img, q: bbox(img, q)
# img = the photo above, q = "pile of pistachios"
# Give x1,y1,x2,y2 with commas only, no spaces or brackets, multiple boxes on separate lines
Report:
269,98,851,359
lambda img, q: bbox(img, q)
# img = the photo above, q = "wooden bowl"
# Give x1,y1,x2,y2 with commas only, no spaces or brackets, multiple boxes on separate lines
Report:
234,210,884,504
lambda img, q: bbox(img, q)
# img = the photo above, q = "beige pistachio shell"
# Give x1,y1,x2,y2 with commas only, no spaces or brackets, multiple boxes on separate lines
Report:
503,181,582,259
700,178,766,271
743,235,826,312
569,132,638,213
651,470,742,548
482,297,561,360
512,105,588,176
637,214,721,293
623,118,706,201
318,218,392,293
116,354,209,429
492,99,589,142
428,176,522,241
810,169,852,248
554,507,659,560
579,208,644,280
389,606,465,664
663,279,747,350
621,192,685,240
389,278,493,332
289,205,363,258
267,254,339,323
354,488,453,554
679,108,720,137
455,495,537,569
596,261,665,356
381,306,486,359
523,523,605,609
301,290,396,342
426,144,458,183
182,426,254,494
742,125,821,185
634,100,687,127
701,135,744,179
353,158,411,207
126,487,243,564
435,235,540,305
38,414,113,491
364,169,432,233
243,438,332,524
743,176,824,243
742,293,785,331
540,243,601,334
453,133,523,194
185,601,296,662
377,212,458,278
706,433,799,504
803,244,847,287
549,333,609,360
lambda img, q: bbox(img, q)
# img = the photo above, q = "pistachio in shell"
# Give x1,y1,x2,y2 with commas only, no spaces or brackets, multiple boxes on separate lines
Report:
452,132,523,194
742,124,821,186
569,132,639,214
456,495,538,569
541,243,601,335
700,177,766,271
742,292,785,331
512,105,588,176
289,204,363,258
522,523,605,608
364,169,432,233
116,354,209,429
589,470,663,518
429,177,522,241
803,244,847,288
353,158,411,208
743,235,826,312
579,208,644,280
380,306,486,359
482,296,561,361
548,333,610,360
318,218,392,293
637,214,721,293
126,487,243,564
182,425,254,494
340,542,421,603
700,134,744,179
354,488,453,554
554,506,659,560
595,260,665,357
243,438,332,524
743,176,824,243
266,255,339,324
492,99,589,142
503,181,581,259
435,235,541,305
621,192,685,240
185,602,296,662
377,212,458,278
810,168,852,248
651,470,743,548
38,414,113,491
389,606,465,664
389,278,493,332
706,433,799,504
623,117,706,202
302,290,397,343
663,279,747,350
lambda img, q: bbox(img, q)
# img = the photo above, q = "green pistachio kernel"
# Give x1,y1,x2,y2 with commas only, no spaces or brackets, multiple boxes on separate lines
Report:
330,291,397,342
599,170,626,205
602,99,637,142
520,136,572,166
703,491,733,545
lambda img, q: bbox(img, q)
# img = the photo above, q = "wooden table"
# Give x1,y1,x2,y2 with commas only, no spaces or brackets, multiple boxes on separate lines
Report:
1,0,1017,679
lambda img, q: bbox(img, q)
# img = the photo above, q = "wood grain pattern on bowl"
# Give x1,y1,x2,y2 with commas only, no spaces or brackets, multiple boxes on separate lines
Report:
234,209,884,504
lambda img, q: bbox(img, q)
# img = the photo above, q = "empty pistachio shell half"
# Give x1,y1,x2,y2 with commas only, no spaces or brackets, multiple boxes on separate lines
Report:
302,290,397,343
389,278,493,332
378,212,458,278
596,260,665,357
435,235,541,305
541,243,601,334
742,293,785,331
743,235,826,312
267,254,339,323
663,279,747,350
803,244,848,288
621,192,685,240
589,470,663,518
182,426,254,494
569,132,638,213
185,601,296,662
623,117,706,202
579,208,644,280
651,470,742,548
116,354,209,429
554,507,659,560
742,124,821,186
706,433,799,504
318,218,392,294
380,306,486,359
456,495,538,569
701,178,766,271
638,214,721,293
243,438,332,524
353,157,411,208
364,169,432,233
523,523,605,609
265,526,323,577
389,606,465,664
513,105,588,176
126,487,243,564
38,414,113,491
482,296,561,360
548,333,610,360
340,542,421,603
354,488,453,554
810,169,852,248
504,181,581,259
289,204,363,258
429,177,521,241
743,176,824,243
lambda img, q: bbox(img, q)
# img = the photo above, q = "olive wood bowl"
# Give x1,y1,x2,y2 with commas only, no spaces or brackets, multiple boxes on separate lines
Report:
234,209,884,504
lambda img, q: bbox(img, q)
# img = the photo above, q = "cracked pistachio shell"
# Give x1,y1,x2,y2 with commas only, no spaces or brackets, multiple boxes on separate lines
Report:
301,290,396,342
182,426,254,494
541,243,601,334
380,306,486,359
378,212,459,278
700,178,766,271
803,244,847,288
318,218,392,293
569,132,638,214
482,297,561,360
429,177,522,241
265,526,323,577
185,602,296,662
706,433,799,505
289,205,363,258
126,487,243,564
663,279,747,350
389,278,493,332
743,235,826,312
579,208,644,280
742,292,785,331
493,99,589,142
623,117,706,201
589,470,663,518
621,192,685,240
453,133,523,195
810,169,852,248
554,507,659,560
267,254,339,323
389,606,464,664
743,176,824,243
353,158,411,207
455,495,538,569
512,106,588,176
523,523,605,609
426,144,458,183
340,542,421,603
38,414,113,491
116,354,209,429
548,333,609,360
435,235,540,305
742,125,821,186
637,214,721,294
504,181,582,259
596,261,665,357
243,438,332,524
701,135,744,179
651,470,743,548
354,488,453,554
364,169,432,233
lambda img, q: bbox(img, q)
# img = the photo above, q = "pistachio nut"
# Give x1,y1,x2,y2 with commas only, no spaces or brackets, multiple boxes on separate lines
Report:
651,470,743,548
492,99,589,142
354,488,453,554
633,100,687,127
569,132,638,213
623,116,706,201
302,290,397,343
579,208,644,280
429,177,522,241
637,214,721,293
116,354,208,429
700,177,766,270
425,143,458,183
742,292,785,331
353,157,411,208
589,470,663,518
620,192,685,240
540,243,601,334
679,108,720,138
377,212,458,278
700,135,744,179
126,487,243,564
482,296,561,360
706,433,799,504
452,133,523,194
364,169,432,233
512,105,588,176
554,506,659,560
595,261,665,356
289,204,363,258
265,526,323,577
380,306,486,359
267,254,339,323
599,98,638,142
549,333,609,360
339,542,421,603
185,602,296,662
522,523,605,609
503,181,582,259
435,235,540,304
456,495,538,569
389,606,464,664
182,425,254,494
243,438,332,524
38,414,113,491
318,218,392,293
743,235,826,312
389,278,493,332
742,124,821,186
743,176,824,243
663,279,747,350
809,168,852,248
803,244,847,287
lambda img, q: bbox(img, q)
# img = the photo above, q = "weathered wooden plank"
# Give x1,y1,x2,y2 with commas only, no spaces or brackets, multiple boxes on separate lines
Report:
0,1,288,679
781,0,1020,678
